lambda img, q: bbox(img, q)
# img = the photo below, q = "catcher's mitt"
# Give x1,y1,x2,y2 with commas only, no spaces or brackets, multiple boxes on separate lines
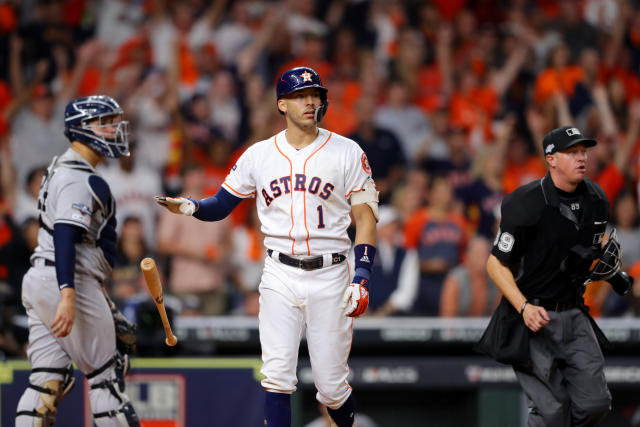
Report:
113,306,137,355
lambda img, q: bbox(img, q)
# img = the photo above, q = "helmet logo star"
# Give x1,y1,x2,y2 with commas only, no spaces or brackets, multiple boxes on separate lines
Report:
300,71,313,82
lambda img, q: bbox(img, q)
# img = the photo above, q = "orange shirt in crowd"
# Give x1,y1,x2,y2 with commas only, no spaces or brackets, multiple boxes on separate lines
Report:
416,65,446,113
0,3,18,32
430,0,467,21
533,66,584,104
502,157,547,194
583,281,607,318
449,86,498,135
322,80,360,136
630,261,640,282
601,66,640,102
403,208,469,253
594,163,625,204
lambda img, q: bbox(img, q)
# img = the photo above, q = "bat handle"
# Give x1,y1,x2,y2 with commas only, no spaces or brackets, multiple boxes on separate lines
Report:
154,297,178,347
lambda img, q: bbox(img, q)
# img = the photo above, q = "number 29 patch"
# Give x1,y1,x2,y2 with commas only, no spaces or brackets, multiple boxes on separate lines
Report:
494,229,515,253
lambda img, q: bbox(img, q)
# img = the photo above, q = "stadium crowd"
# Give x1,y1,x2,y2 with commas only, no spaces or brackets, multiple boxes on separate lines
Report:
0,0,639,357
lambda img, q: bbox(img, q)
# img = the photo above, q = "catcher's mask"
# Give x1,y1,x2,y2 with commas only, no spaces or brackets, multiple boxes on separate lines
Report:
64,95,130,158
588,228,622,282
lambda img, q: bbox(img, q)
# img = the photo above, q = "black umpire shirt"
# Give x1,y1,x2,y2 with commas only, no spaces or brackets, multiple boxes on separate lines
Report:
492,172,610,303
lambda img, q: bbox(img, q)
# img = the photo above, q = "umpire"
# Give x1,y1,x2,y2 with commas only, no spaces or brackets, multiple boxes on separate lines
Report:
477,126,633,427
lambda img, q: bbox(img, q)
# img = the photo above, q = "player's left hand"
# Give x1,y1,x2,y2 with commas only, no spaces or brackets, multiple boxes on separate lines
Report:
342,280,369,317
51,288,76,338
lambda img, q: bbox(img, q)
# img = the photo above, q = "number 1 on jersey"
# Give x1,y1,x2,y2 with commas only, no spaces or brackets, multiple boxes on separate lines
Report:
317,205,325,229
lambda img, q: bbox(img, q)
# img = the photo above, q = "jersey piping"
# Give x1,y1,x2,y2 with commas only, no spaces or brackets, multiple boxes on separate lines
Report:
301,132,333,255
222,182,256,198
274,135,296,254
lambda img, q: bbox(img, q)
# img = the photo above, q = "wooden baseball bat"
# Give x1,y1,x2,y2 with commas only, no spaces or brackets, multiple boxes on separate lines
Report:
140,257,178,346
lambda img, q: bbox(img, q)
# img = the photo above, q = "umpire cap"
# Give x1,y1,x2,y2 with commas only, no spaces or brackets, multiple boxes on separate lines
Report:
276,67,329,120
542,126,597,155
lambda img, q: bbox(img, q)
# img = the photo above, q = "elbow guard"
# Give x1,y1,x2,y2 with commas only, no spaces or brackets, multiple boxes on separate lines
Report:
350,179,379,221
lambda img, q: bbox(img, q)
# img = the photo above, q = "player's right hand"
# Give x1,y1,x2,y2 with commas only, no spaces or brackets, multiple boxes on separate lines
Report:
155,196,197,216
522,303,549,332
51,288,76,338
342,281,370,317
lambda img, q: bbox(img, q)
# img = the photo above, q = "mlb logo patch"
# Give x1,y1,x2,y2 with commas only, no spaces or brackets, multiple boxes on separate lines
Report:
566,127,581,136
545,144,555,153
72,203,91,216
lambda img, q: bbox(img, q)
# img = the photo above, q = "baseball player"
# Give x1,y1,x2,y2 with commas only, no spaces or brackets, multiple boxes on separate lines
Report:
16,95,140,426
156,66,379,427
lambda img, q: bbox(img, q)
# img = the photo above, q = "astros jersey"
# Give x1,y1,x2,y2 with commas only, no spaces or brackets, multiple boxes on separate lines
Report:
32,148,113,282
223,128,374,256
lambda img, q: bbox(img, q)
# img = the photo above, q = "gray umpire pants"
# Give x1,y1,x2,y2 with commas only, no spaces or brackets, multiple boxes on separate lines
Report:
514,308,611,427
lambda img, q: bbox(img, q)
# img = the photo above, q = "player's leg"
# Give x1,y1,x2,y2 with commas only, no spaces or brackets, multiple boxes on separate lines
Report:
305,261,355,427
66,276,140,426
562,311,611,426
259,258,306,426
16,268,76,427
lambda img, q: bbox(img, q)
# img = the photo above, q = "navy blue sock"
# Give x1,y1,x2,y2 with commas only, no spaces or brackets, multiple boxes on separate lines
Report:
264,391,291,427
327,395,356,427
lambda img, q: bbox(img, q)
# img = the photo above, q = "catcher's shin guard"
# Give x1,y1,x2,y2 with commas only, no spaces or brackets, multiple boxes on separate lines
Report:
15,363,75,427
93,402,140,426
88,354,139,426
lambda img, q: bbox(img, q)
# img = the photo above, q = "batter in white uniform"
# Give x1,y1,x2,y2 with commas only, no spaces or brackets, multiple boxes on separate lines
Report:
156,67,378,427
16,95,140,426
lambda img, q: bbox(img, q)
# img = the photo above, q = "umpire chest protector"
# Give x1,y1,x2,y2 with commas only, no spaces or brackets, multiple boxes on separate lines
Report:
495,172,609,302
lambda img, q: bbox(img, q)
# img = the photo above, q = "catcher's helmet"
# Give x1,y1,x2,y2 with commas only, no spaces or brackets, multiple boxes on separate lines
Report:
589,228,622,282
64,95,130,158
276,67,329,121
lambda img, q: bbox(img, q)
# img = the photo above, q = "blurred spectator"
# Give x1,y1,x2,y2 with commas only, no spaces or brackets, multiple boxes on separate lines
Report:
110,216,154,306
422,125,472,191
229,205,263,316
0,210,31,315
349,95,406,204
277,31,332,85
9,80,67,190
286,0,328,56
502,130,546,194
125,69,176,175
628,261,640,317
374,79,431,165
533,43,583,106
557,0,598,60
156,162,232,315
19,217,39,255
95,0,147,49
99,142,162,249
404,174,468,316
12,166,45,226
207,70,242,145
391,168,428,225
368,206,418,317
202,136,234,197
612,190,640,271
416,108,450,163
456,143,505,239
440,236,499,317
